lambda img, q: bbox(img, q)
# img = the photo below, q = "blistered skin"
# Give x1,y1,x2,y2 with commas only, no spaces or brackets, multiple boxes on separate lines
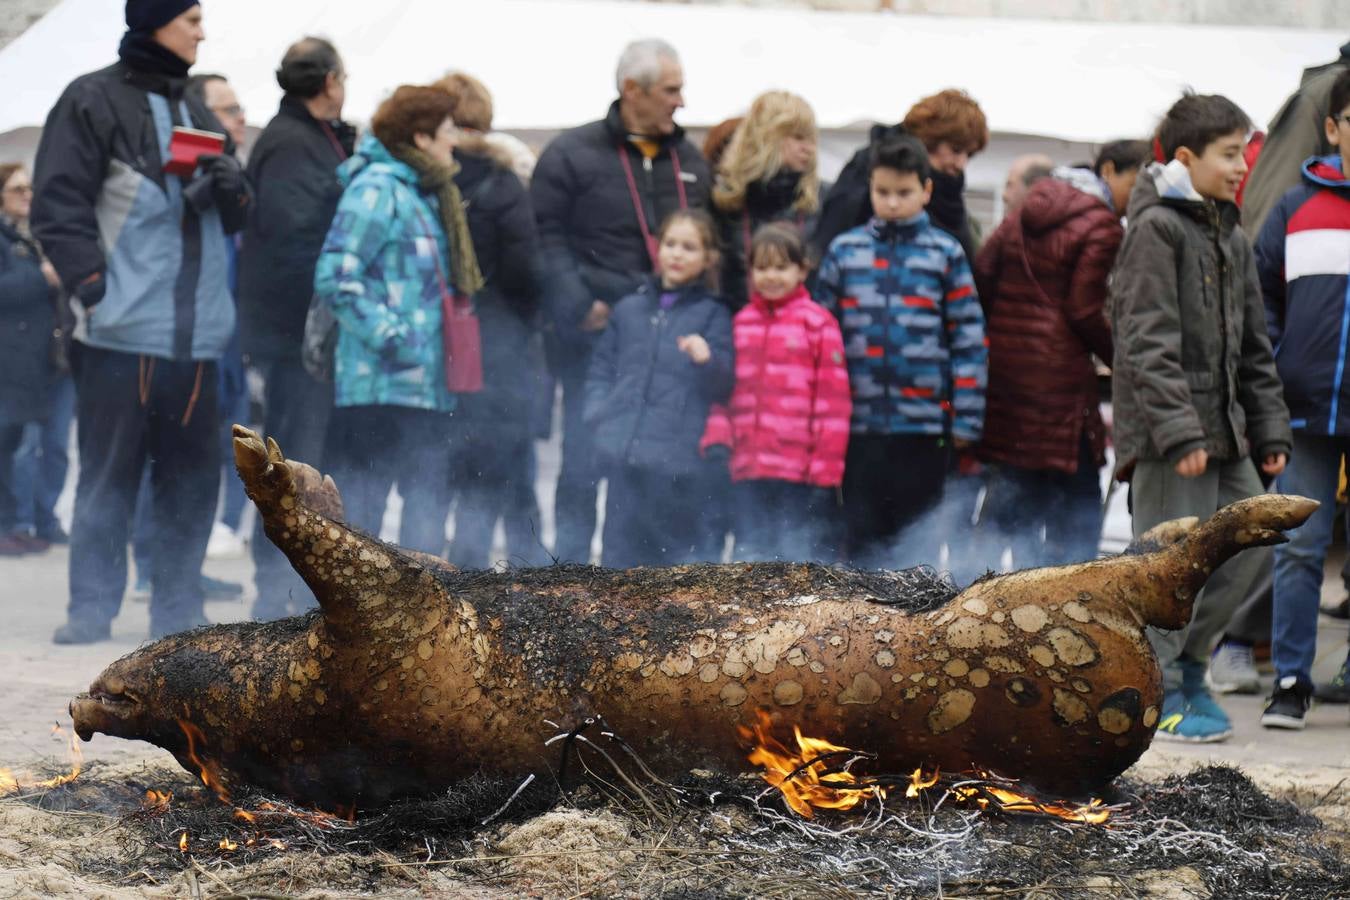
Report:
68,428,1316,806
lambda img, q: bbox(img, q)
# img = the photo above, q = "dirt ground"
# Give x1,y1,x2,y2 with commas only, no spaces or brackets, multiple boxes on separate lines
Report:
2,470,1348,896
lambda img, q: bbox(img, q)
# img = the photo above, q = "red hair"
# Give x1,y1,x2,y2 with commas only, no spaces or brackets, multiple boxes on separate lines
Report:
901,89,989,155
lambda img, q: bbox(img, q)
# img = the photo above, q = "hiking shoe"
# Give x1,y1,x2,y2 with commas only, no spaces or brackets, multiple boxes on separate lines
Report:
1154,689,1232,743
1323,595,1349,621
1208,640,1260,694
202,574,244,599
1261,676,1313,730
1314,653,1350,704
52,618,112,645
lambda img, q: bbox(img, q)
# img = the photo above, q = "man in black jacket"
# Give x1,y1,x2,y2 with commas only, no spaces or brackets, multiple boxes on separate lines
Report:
236,36,354,620
32,0,250,643
530,38,710,563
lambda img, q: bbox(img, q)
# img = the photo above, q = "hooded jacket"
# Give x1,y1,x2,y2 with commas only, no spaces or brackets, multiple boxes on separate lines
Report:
1255,155,1350,436
531,101,710,361
816,212,987,441
1242,41,1350,236
700,284,851,487
1109,161,1291,478
313,134,454,413
237,95,356,361
583,278,733,477
973,169,1120,474
31,60,247,361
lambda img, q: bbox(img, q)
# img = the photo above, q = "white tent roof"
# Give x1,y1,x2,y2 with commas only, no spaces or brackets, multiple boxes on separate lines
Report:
0,0,1343,142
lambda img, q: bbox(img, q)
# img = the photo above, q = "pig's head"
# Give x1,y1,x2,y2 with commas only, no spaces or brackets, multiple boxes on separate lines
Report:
69,618,313,752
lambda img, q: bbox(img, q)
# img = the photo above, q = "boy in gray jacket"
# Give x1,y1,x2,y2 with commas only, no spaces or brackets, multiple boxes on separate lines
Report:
1110,94,1292,743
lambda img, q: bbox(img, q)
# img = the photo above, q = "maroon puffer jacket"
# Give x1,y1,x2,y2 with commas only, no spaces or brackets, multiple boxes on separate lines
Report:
973,176,1122,474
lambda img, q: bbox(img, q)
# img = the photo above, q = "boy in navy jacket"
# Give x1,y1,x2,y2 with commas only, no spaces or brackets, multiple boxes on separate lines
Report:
1256,69,1350,730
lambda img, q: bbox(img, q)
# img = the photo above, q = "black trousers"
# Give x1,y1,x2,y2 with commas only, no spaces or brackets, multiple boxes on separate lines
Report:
601,463,704,568
0,424,25,533
250,357,333,618
841,434,949,569
325,404,453,557
553,358,600,563
447,425,546,569
67,344,219,635
732,479,834,562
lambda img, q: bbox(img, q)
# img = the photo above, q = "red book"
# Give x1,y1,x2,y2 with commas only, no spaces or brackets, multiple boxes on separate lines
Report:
163,126,225,178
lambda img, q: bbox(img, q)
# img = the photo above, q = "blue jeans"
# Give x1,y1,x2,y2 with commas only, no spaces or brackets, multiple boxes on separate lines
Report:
1271,433,1349,684
12,375,76,534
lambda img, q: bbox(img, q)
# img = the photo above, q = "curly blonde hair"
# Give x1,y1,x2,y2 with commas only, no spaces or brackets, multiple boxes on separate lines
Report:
712,91,819,215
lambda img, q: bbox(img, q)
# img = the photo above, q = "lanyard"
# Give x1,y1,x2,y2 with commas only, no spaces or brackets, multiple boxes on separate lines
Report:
318,120,349,162
617,144,687,270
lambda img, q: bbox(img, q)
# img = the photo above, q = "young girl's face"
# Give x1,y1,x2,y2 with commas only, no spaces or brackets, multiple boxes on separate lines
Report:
751,251,806,302
658,220,711,288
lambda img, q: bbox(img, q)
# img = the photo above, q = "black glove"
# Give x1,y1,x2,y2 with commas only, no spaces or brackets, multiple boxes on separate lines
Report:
704,445,731,467
197,153,245,197
74,272,105,309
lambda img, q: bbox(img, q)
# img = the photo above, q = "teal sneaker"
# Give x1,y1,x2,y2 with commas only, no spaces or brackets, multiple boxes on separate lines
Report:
1314,652,1349,704
1179,656,1234,729
1154,688,1232,743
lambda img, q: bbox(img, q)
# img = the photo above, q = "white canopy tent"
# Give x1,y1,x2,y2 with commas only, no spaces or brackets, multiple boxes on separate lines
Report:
2,0,1343,136
0,0,1342,218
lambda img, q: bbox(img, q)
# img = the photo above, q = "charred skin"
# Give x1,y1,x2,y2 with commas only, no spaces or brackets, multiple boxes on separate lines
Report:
69,427,1317,806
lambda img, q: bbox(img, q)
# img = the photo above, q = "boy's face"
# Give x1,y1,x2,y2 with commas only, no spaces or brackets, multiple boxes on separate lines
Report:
1176,128,1248,203
1325,101,1350,169
869,167,932,222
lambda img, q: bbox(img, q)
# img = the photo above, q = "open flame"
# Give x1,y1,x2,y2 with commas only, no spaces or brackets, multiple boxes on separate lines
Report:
177,718,231,805
737,711,884,818
0,722,84,798
742,714,1111,824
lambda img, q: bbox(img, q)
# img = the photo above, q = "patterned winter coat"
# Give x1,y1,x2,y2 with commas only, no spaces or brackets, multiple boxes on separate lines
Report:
816,214,987,440
1256,155,1350,436
314,134,455,413
700,285,852,487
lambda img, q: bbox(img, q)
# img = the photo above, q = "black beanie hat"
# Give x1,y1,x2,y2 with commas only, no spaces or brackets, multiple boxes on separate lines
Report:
125,0,199,33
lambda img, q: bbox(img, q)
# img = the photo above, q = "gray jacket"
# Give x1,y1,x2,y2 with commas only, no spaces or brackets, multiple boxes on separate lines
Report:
1241,42,1350,237
1109,164,1291,479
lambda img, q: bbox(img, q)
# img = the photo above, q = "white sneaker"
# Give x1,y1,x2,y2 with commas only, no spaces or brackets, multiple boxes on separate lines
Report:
206,521,247,559
1207,641,1260,695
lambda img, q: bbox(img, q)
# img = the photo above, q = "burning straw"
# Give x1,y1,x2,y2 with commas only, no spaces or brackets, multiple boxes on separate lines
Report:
2,716,1347,898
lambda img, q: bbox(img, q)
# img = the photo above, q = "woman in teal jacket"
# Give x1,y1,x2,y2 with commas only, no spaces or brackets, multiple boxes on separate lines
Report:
314,85,482,555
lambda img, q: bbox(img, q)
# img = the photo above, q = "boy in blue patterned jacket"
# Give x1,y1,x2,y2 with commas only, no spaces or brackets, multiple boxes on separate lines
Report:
817,135,987,568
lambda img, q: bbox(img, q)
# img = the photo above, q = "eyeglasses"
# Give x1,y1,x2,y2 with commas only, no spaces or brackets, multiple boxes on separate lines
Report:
1336,114,1350,128
3,185,33,196
212,104,244,118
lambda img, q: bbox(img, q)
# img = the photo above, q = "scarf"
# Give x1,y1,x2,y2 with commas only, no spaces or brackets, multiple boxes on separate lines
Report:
117,30,191,80
389,144,483,297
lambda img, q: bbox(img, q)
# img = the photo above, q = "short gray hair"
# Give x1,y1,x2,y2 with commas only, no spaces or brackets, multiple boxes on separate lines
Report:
615,38,680,92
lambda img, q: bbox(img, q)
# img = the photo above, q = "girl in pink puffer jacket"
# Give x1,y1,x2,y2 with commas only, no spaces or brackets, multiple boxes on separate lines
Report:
701,223,851,561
